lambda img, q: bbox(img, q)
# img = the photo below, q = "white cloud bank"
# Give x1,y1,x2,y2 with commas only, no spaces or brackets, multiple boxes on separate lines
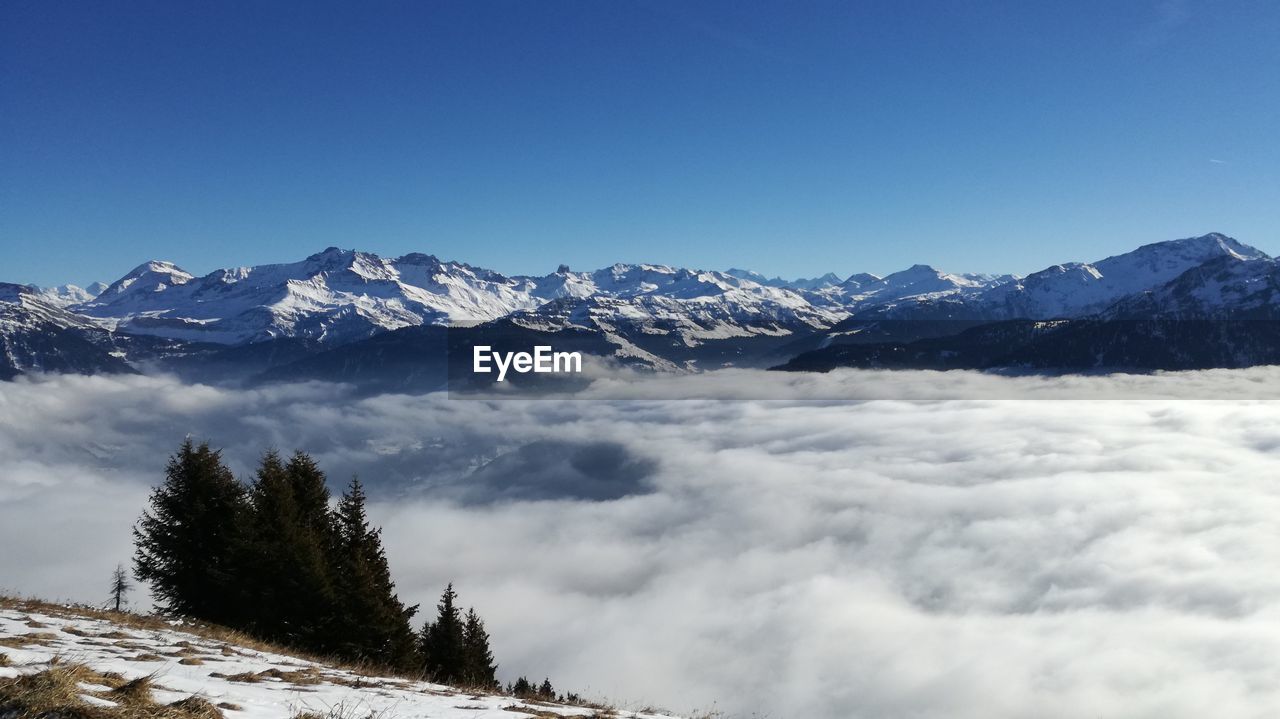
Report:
4,370,1280,718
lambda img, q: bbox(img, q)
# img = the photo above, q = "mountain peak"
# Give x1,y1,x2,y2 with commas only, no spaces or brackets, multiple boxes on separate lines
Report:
98,260,192,299
395,252,443,266
885,264,944,280
1130,233,1268,262
306,246,358,262
843,272,882,286
125,260,188,277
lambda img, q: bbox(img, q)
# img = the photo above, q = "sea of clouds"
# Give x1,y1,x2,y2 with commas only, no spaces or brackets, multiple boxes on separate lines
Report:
4,369,1280,718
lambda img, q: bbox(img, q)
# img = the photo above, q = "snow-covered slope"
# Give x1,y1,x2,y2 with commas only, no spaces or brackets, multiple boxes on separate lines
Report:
513,268,839,346
1,284,107,333
94,261,195,305
1106,254,1280,319
0,601,680,719
978,233,1269,319
0,285,133,378
73,254,847,347
76,249,548,345
37,282,107,307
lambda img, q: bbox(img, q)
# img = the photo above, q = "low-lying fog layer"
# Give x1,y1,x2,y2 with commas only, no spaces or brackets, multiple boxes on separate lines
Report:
3,370,1280,718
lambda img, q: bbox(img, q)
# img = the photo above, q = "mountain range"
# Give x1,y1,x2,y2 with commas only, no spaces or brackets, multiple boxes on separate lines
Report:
3,232,1278,386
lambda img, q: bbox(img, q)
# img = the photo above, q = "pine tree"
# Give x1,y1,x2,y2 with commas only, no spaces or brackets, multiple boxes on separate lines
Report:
240,450,338,651
108,564,131,612
461,607,497,687
134,438,247,624
511,677,533,696
538,678,554,699
286,451,336,537
332,477,419,669
420,583,466,682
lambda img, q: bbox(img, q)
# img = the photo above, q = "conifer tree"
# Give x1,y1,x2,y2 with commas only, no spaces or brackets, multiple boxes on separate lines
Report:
538,678,554,699
286,451,337,538
511,677,533,696
420,583,466,682
332,477,419,669
134,438,247,624
240,450,338,650
109,564,131,612
461,607,497,687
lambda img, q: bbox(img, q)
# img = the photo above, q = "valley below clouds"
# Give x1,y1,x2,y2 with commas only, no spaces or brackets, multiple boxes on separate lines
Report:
4,370,1280,718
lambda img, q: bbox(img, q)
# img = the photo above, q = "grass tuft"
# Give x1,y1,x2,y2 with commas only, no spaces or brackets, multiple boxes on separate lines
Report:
0,632,61,649
0,661,228,719
110,674,157,705
166,695,224,719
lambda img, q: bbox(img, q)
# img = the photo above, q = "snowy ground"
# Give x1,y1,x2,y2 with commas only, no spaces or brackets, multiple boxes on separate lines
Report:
0,603,681,719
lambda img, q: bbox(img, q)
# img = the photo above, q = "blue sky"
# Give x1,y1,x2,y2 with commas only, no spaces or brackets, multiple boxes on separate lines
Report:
3,0,1279,287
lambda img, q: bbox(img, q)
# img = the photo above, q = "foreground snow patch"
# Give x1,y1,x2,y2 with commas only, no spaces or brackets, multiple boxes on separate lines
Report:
0,604,680,719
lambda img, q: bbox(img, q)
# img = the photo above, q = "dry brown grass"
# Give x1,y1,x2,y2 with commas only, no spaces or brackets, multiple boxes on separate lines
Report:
219,667,323,687
1,665,101,715
0,660,226,719
499,708,594,719
0,660,121,719
114,641,154,651
110,675,157,705
166,696,224,719
0,596,407,686
0,632,61,650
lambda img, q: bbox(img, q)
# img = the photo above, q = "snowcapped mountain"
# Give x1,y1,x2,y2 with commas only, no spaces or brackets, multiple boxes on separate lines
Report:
1,283,108,333
513,289,834,343
976,232,1269,319
0,284,133,379
5,231,1280,381
1106,253,1280,319
855,264,999,303
36,281,107,307
795,264,1007,319
724,268,845,290
69,253,844,349
93,260,194,302
493,266,841,370
75,248,548,345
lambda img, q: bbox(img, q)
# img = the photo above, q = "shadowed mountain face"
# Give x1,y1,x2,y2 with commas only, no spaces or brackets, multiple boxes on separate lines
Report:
776,319,1280,373
451,440,658,503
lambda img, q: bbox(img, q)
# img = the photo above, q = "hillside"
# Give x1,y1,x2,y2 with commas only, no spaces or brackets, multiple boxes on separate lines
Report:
0,598,683,719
